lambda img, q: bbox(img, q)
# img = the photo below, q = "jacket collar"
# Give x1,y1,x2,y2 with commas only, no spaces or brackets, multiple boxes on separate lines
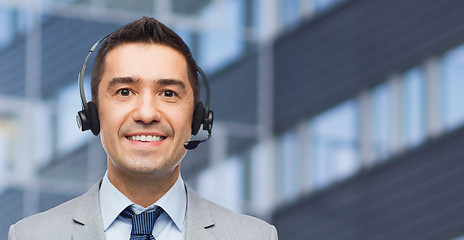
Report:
185,184,218,240
72,180,105,240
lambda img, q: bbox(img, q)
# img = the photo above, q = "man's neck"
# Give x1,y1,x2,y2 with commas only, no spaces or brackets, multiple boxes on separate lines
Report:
107,166,180,208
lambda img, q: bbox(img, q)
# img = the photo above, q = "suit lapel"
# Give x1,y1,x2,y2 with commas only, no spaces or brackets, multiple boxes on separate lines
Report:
185,184,218,240
71,181,106,240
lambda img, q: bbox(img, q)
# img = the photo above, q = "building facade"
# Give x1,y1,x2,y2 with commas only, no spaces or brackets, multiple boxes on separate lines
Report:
1,0,464,239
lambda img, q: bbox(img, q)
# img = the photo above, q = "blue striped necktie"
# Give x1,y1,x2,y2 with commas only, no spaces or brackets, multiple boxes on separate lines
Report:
120,206,165,240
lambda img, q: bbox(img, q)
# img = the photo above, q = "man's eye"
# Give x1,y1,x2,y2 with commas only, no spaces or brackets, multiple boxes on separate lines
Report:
162,90,176,98
117,88,131,96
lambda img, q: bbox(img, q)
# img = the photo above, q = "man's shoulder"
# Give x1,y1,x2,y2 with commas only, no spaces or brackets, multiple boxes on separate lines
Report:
9,195,82,239
205,198,278,239
206,198,272,228
15,194,81,225
9,182,101,240
186,187,278,239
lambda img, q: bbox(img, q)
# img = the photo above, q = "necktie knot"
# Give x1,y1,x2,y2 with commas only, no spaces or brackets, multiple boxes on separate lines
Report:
120,206,164,239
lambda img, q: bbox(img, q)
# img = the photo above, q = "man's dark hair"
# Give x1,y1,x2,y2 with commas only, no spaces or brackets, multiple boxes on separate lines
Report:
91,16,199,104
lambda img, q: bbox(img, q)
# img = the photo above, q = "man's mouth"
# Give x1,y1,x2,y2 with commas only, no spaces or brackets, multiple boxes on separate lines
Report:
126,135,167,142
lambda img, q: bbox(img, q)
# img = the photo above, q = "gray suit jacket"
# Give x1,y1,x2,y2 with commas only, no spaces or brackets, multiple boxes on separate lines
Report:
8,181,278,240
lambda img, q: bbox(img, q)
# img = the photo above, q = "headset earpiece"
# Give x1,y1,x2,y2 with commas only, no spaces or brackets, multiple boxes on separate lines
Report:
192,101,205,135
76,108,91,132
88,101,100,135
76,101,100,136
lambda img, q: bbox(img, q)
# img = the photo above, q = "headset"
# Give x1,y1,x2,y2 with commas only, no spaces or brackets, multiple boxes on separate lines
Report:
76,35,214,150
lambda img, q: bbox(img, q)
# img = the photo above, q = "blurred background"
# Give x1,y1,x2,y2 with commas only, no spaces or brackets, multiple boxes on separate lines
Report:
1,0,464,239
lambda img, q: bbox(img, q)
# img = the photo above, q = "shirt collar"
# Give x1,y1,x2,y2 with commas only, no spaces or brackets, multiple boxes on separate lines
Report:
99,171,186,232
152,174,186,232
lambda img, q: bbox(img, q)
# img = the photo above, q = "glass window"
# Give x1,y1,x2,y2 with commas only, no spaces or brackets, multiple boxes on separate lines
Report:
30,103,54,167
371,82,393,161
197,156,245,213
251,0,261,31
309,100,360,189
57,82,91,154
15,9,28,34
0,117,18,172
312,0,345,12
0,8,28,50
0,8,14,49
281,0,300,28
278,129,300,203
451,235,464,240
248,143,274,215
441,44,464,130
198,0,244,71
402,67,426,148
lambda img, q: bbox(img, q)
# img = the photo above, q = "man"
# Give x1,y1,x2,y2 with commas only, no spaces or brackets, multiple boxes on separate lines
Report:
8,17,278,240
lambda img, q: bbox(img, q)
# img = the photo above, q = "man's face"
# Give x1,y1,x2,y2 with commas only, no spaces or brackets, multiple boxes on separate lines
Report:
97,43,194,180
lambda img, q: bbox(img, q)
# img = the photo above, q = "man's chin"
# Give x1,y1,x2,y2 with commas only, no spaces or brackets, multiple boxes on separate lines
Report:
125,161,179,176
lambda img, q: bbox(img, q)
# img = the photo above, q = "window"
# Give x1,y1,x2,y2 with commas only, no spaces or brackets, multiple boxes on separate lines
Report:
0,8,14,49
451,235,464,240
371,82,394,161
441,44,464,130
278,129,300,203
402,67,426,148
197,156,245,213
248,143,275,215
312,0,345,12
31,103,54,167
309,100,360,189
57,82,91,154
0,117,17,173
198,0,244,71
0,98,53,178
281,0,301,28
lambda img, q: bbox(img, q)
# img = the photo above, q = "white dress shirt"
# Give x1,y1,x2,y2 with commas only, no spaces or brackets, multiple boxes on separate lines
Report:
99,171,186,240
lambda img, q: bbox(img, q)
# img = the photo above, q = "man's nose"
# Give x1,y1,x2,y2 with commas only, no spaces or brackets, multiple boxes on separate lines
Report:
132,93,162,124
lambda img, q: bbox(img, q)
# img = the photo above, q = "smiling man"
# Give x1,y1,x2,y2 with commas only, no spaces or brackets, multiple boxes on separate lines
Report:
8,17,278,240
99,43,193,210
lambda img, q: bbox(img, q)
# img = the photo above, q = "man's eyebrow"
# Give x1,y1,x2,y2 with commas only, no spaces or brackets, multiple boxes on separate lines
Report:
107,77,141,89
106,77,187,90
157,79,186,89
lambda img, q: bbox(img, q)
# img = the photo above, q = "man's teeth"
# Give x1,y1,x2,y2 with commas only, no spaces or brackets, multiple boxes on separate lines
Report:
128,135,165,142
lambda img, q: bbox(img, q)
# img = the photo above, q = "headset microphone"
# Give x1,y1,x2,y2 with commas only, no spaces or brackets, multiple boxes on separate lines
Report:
184,134,211,150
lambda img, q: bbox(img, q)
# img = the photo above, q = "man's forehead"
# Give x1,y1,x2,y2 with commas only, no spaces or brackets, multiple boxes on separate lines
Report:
103,43,188,75
106,42,185,59
99,42,193,93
